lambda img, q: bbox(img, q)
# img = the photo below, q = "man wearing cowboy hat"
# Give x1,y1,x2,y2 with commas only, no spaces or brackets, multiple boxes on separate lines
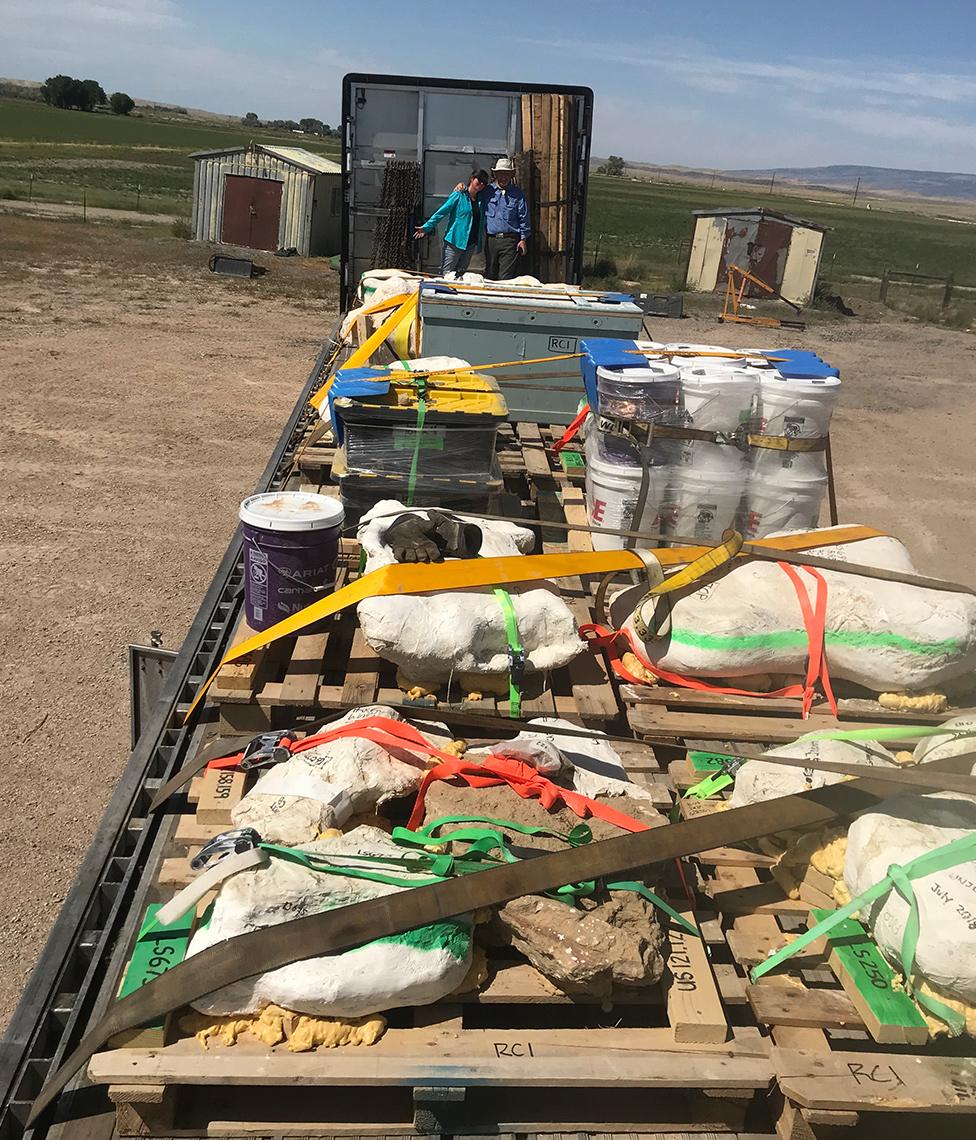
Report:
483,156,531,280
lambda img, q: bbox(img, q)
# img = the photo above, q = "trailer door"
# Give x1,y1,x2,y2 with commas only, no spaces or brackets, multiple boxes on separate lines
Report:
342,74,593,308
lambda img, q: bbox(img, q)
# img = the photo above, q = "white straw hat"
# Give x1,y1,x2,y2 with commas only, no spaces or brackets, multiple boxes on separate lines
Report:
492,156,515,173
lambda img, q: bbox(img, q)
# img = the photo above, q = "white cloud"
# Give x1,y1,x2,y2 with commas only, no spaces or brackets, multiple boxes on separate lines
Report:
526,32,976,171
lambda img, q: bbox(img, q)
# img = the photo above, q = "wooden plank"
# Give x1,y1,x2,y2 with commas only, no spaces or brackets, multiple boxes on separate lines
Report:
275,629,329,706
709,867,810,917
625,686,955,724
747,985,865,1032
211,618,263,694
663,913,729,1044
629,704,932,748
809,909,929,1046
340,627,382,706
194,766,246,826
89,1028,773,1089
772,1048,976,1113
725,924,825,971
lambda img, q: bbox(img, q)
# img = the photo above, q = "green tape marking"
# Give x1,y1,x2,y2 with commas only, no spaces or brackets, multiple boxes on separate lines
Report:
689,750,733,772
811,908,928,1034
669,626,962,657
116,903,196,1035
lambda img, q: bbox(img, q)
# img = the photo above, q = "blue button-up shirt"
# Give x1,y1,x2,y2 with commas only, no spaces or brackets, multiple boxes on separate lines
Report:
483,183,531,240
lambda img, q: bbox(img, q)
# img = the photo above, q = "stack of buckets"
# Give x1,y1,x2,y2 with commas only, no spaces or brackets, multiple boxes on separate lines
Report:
584,345,840,550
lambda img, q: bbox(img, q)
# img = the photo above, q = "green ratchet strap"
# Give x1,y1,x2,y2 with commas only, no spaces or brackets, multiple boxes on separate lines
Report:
493,587,525,717
801,725,976,744
684,723,976,798
686,772,735,800
406,376,427,508
749,831,976,1034
263,814,699,936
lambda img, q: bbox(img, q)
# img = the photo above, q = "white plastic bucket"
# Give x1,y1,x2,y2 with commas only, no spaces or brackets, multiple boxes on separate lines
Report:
758,373,841,438
672,439,750,478
743,469,828,539
664,466,746,545
597,363,681,423
585,451,668,550
679,365,762,431
754,372,840,479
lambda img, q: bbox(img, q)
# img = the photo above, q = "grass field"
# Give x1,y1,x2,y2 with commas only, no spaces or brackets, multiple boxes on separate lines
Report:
2,97,973,326
584,174,976,290
0,97,339,214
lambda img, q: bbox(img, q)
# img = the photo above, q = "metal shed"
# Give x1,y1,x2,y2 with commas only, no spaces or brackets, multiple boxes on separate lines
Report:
684,207,827,304
190,143,342,256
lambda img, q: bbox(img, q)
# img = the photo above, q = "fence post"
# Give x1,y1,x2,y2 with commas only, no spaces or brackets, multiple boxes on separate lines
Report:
29,172,34,203
879,267,889,305
83,192,87,223
942,274,954,310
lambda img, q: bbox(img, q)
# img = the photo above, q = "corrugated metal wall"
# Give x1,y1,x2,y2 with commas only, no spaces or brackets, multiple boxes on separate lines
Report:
191,150,318,255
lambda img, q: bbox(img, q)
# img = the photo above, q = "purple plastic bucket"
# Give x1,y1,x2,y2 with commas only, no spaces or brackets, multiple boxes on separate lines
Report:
239,492,345,631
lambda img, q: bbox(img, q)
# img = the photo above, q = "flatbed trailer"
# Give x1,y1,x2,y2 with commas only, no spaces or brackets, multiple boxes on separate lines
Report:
4,318,976,1140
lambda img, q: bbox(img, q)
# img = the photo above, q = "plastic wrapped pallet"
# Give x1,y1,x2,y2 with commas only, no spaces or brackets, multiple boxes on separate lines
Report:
332,357,507,482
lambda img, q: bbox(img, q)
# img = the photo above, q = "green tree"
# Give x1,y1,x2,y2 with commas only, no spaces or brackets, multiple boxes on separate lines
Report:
41,74,75,108
299,116,326,135
242,111,259,124
110,91,135,115
597,155,626,177
80,79,107,109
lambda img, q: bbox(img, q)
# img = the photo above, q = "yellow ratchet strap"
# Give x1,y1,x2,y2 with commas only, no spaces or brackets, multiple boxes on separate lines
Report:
746,434,827,453
310,293,420,411
631,529,743,639
185,525,883,722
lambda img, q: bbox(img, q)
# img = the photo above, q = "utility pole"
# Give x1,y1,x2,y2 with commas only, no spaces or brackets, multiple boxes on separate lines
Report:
768,171,776,195
710,170,717,190
851,176,861,207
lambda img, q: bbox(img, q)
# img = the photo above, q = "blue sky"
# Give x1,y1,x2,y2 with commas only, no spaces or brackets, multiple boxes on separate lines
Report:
2,0,976,171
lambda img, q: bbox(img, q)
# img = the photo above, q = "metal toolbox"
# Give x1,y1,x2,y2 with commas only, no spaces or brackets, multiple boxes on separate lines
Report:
419,281,645,423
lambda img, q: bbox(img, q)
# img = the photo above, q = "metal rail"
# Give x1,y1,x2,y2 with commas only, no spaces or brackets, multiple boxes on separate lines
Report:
0,322,345,1140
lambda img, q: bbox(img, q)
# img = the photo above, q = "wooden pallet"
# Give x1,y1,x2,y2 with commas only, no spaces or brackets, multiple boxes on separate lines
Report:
96,731,775,1138
630,734,976,1139
622,683,965,748
210,423,618,734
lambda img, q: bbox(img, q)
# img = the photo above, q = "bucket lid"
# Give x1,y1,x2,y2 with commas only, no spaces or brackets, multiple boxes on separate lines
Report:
597,363,680,383
761,372,841,391
240,491,345,532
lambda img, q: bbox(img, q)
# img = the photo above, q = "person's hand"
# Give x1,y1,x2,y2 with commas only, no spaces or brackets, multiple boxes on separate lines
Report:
517,239,528,256
454,182,465,192
413,227,426,240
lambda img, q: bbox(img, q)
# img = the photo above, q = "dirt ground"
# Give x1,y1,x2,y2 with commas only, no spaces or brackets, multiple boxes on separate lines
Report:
0,216,974,1030
0,214,338,1027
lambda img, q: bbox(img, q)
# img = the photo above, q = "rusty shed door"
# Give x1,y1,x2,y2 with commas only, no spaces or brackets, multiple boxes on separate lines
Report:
752,218,792,293
221,175,283,250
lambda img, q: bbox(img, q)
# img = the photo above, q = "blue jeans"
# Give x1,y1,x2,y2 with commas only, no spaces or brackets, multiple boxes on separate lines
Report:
441,241,474,276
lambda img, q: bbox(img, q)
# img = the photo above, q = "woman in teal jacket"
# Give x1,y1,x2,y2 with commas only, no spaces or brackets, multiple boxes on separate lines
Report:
414,169,490,276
